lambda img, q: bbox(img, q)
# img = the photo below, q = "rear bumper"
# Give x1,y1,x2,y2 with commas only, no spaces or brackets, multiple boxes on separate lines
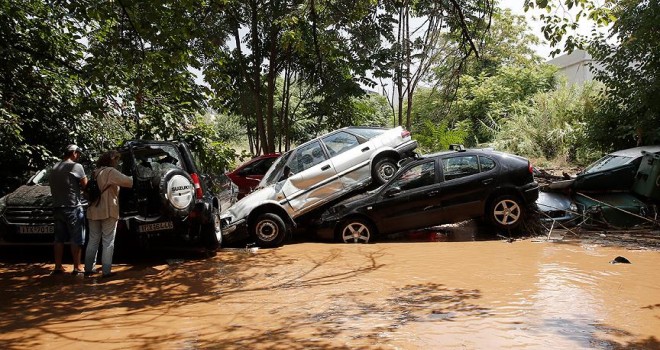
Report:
396,140,418,157
522,182,540,204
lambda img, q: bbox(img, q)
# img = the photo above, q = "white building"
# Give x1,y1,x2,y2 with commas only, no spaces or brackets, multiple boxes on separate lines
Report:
546,49,603,85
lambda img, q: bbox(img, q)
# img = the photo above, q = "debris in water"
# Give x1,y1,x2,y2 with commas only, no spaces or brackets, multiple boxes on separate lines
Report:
610,256,631,264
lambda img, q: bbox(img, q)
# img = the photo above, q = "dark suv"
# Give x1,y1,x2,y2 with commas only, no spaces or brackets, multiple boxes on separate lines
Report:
0,166,89,244
115,140,223,250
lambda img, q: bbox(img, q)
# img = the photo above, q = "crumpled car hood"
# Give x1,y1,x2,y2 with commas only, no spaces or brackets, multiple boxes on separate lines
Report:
4,185,52,207
222,185,282,221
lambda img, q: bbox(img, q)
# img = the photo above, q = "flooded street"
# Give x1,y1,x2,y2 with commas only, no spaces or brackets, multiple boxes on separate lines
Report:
1,237,659,349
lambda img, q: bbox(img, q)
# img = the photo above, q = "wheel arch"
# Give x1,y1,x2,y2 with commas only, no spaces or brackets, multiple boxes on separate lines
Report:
483,187,525,215
371,149,401,165
334,214,379,240
247,203,294,231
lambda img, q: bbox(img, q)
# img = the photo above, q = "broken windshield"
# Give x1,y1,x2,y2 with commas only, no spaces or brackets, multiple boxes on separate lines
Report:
581,155,633,174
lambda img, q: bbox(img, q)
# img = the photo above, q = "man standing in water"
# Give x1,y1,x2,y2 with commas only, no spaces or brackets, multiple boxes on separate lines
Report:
50,144,88,275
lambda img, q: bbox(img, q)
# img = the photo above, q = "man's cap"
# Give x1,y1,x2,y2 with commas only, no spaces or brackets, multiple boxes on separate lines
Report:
66,144,84,154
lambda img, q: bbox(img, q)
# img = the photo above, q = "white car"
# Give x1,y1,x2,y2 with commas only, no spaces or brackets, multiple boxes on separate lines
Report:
221,126,418,247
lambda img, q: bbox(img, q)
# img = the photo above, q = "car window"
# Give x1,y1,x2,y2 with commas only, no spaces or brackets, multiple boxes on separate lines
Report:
288,141,327,174
347,127,386,140
582,155,633,174
480,156,496,172
131,144,184,178
242,157,277,176
389,161,435,191
322,132,360,157
442,155,479,181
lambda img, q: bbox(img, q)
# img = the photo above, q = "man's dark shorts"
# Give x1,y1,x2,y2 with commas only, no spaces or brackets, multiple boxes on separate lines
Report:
53,206,86,245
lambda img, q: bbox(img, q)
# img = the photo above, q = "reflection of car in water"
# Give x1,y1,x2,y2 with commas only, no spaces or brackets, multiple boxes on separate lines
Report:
226,153,280,199
317,148,539,243
0,166,90,244
536,145,660,227
221,126,418,248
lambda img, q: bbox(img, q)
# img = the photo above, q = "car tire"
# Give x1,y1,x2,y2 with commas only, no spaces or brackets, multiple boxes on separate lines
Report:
338,218,374,243
488,195,524,230
252,213,287,248
373,157,397,185
158,168,195,218
201,207,222,251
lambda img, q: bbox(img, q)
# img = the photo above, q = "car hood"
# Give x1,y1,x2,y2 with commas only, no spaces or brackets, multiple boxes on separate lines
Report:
536,191,572,213
3,185,52,207
221,184,282,221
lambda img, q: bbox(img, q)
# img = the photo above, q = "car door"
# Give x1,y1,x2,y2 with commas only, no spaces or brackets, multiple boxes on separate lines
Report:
437,154,498,221
369,159,441,235
280,140,343,215
321,130,374,187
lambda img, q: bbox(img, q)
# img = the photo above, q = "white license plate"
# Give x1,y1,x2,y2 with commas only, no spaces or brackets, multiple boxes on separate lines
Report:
19,225,54,234
138,221,174,233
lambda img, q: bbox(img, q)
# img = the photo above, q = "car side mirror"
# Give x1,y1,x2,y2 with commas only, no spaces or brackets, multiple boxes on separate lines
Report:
384,186,401,198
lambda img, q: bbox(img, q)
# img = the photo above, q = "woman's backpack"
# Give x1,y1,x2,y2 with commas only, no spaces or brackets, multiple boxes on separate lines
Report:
85,168,110,205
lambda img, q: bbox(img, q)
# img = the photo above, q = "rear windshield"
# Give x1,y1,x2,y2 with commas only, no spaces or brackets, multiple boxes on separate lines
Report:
347,127,386,140
123,144,184,177
582,155,633,174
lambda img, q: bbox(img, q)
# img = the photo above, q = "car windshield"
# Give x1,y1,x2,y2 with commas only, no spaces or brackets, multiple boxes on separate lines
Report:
127,144,183,178
259,151,292,187
29,168,51,185
347,127,386,140
581,155,633,174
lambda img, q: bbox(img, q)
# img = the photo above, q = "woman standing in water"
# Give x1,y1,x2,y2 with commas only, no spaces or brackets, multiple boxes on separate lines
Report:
85,150,133,278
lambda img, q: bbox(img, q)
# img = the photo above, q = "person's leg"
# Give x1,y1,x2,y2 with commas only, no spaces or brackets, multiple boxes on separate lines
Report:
68,207,86,273
85,220,102,273
54,243,64,271
100,218,119,276
52,208,68,273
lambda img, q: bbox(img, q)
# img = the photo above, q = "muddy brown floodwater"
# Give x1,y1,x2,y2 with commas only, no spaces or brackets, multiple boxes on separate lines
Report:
1,235,659,349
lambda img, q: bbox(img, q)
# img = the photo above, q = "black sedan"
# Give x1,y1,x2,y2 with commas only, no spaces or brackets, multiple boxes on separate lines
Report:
317,147,539,243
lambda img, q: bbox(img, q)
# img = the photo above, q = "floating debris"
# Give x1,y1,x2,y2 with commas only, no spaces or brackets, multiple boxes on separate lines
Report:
610,256,631,264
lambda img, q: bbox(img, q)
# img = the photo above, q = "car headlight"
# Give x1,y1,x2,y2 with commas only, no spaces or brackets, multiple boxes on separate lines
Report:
570,203,578,212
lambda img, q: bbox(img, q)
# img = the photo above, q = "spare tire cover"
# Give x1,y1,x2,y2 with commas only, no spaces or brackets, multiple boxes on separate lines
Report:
159,169,195,216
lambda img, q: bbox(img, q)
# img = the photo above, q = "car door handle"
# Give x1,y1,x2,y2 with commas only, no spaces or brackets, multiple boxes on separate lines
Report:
427,190,439,196
482,178,493,185
321,165,330,171
361,147,370,152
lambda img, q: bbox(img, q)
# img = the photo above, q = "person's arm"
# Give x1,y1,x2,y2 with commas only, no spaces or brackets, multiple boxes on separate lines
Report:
80,176,88,189
110,168,134,188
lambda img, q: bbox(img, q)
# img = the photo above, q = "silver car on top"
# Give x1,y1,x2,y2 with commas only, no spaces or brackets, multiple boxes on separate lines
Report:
221,126,418,247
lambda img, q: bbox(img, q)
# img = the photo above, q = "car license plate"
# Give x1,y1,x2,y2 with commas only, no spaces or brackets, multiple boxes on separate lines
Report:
19,225,54,234
138,221,174,233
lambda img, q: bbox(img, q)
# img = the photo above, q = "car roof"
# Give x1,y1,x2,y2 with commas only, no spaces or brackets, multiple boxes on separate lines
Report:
608,145,660,158
420,148,498,159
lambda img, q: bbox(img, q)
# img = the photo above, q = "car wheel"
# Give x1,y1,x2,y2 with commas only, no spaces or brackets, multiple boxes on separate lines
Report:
339,218,374,243
488,195,524,230
373,157,397,185
252,213,287,248
159,168,195,217
202,207,222,251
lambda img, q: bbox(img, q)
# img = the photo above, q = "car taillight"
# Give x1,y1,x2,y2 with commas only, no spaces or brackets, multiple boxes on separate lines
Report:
190,173,203,199
528,162,534,175
401,130,411,138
